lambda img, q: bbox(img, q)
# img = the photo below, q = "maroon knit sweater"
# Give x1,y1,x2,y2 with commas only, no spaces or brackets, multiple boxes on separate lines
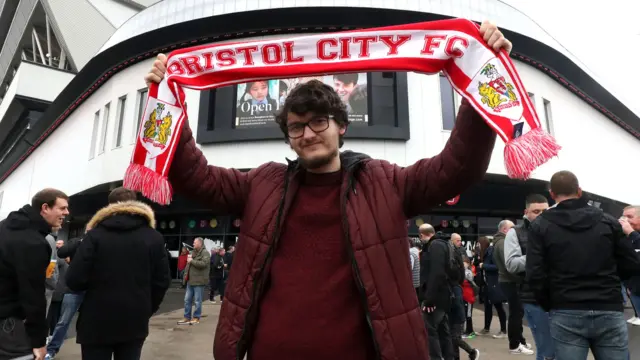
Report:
250,170,375,360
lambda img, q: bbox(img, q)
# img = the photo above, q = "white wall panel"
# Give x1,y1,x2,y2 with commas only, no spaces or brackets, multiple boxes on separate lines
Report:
42,0,116,69
88,0,139,28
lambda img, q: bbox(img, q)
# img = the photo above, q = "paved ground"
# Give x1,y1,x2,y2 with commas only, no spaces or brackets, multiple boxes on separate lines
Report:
54,289,637,359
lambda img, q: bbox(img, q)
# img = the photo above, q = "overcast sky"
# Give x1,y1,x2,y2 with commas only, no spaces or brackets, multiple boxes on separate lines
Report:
503,0,640,116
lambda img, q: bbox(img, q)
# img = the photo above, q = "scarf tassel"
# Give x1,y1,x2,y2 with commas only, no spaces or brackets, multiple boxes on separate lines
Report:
123,163,173,205
503,127,562,180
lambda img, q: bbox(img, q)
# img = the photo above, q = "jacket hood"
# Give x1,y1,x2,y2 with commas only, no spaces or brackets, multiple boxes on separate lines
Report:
86,201,156,232
539,197,601,231
286,150,371,172
4,204,51,234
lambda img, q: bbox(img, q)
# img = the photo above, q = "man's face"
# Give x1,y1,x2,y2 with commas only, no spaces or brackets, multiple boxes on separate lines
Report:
41,198,69,229
193,240,202,250
287,112,345,170
524,202,549,222
623,208,640,231
451,235,462,248
219,249,226,256
228,246,235,253
333,79,356,100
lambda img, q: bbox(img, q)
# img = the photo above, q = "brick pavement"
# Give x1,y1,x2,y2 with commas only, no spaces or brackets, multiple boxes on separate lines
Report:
56,302,598,360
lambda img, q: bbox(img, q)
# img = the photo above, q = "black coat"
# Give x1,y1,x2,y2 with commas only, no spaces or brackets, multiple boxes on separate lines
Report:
66,201,171,345
0,205,52,348
527,198,640,312
482,245,506,304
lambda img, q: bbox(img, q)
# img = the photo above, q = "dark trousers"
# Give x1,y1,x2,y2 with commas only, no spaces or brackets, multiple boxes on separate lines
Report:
209,276,225,301
483,296,507,332
501,282,527,349
0,318,31,360
80,340,144,360
47,300,63,336
450,322,475,360
463,301,474,334
424,308,454,360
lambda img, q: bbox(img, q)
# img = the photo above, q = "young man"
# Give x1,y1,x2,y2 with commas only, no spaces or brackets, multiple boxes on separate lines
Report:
505,194,553,360
145,21,511,360
527,171,640,359
65,187,171,360
0,188,69,360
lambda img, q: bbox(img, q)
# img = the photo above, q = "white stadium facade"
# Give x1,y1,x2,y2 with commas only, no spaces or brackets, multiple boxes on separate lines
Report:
0,0,638,275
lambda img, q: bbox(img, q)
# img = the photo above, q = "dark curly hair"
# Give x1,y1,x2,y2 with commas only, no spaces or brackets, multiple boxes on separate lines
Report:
275,80,349,147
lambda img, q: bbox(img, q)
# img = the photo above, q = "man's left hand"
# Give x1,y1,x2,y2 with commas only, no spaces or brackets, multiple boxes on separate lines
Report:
480,20,513,55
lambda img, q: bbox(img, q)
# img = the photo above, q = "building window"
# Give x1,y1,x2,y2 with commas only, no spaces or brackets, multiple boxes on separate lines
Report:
528,92,536,107
440,74,456,131
98,103,110,154
89,111,100,159
133,89,148,143
543,98,553,134
113,96,127,148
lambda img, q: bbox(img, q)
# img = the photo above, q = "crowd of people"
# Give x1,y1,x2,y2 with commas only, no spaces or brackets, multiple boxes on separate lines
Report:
413,171,640,360
1,19,639,360
0,188,171,360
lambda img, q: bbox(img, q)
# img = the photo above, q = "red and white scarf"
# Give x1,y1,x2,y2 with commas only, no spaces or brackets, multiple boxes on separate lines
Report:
124,18,561,204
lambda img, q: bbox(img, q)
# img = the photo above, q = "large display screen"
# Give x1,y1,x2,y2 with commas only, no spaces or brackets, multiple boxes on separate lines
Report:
234,73,369,128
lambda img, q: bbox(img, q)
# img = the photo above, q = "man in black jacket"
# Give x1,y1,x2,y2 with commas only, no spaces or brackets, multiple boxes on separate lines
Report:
527,171,640,359
65,187,170,360
0,188,69,360
419,224,456,360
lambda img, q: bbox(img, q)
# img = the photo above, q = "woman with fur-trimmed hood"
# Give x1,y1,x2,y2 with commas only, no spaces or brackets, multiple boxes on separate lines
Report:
65,187,170,360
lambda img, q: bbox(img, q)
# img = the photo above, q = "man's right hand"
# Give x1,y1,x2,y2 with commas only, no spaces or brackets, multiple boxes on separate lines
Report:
144,53,168,86
33,346,46,360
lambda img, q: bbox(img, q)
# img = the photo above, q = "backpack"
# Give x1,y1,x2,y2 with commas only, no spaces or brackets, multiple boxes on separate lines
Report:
435,238,463,284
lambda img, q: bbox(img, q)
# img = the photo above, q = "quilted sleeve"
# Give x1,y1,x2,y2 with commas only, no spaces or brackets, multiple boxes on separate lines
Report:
392,98,496,218
168,123,249,215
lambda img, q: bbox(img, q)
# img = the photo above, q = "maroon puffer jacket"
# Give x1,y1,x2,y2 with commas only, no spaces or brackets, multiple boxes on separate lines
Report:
168,99,496,360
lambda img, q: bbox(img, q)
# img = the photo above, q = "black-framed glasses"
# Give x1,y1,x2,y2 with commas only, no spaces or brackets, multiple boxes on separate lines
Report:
286,116,333,139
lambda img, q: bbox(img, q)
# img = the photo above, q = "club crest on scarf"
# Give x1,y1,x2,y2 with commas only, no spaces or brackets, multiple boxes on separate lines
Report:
138,100,181,162
142,103,173,149
471,61,522,120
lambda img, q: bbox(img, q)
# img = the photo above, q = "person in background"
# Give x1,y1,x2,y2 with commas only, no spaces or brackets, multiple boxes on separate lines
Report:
224,245,235,276
46,254,68,341
504,194,553,360
619,205,640,326
46,237,83,360
209,248,226,304
44,227,62,320
409,238,421,300
0,188,69,360
461,256,478,339
421,227,460,360
177,247,189,287
178,237,210,325
527,171,640,359
477,236,508,339
450,256,480,360
65,187,170,360
494,219,533,355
